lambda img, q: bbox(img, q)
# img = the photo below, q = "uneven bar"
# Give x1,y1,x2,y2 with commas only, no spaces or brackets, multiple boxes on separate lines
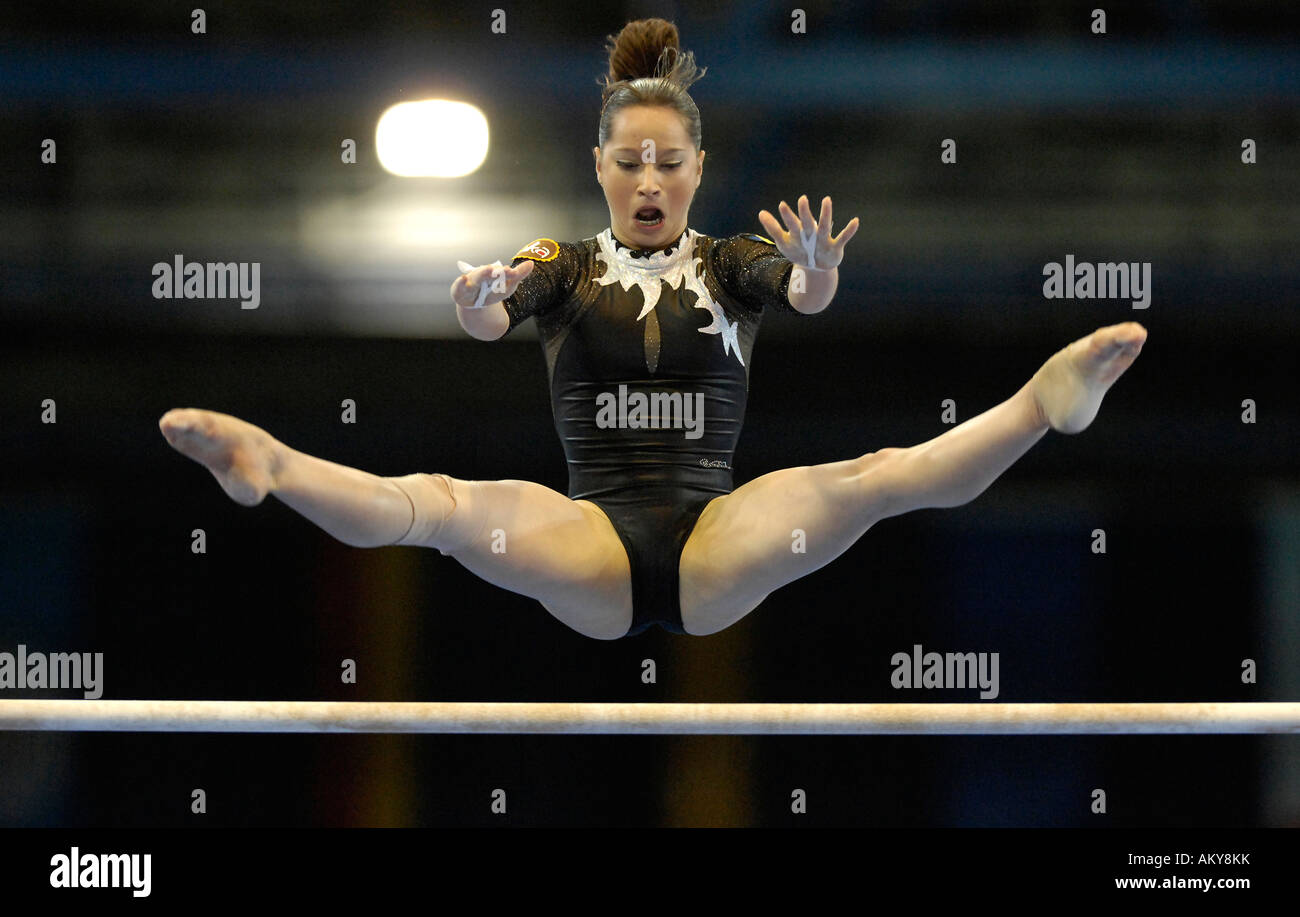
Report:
0,701,1298,735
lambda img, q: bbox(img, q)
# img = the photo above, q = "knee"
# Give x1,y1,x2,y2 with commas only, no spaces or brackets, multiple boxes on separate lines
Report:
852,447,910,518
869,447,906,462
853,447,905,472
388,472,467,552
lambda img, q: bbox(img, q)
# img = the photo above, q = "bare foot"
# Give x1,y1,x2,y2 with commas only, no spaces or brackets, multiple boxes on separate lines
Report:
1030,322,1148,434
158,408,283,505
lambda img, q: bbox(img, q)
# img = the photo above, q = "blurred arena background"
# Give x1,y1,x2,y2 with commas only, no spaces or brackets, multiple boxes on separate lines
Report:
0,0,1297,826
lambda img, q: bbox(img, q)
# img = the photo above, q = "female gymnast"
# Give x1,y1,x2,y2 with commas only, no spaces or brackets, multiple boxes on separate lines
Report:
158,19,1146,640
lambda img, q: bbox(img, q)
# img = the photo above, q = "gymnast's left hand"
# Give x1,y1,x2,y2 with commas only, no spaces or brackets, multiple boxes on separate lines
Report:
758,194,860,271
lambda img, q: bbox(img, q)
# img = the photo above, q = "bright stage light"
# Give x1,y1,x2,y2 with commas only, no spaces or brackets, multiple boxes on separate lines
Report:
376,100,489,178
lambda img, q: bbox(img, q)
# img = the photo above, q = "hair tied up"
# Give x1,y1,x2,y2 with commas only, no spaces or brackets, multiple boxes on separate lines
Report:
596,18,707,150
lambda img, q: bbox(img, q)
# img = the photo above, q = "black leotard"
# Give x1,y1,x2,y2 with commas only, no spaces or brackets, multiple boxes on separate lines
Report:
502,227,801,634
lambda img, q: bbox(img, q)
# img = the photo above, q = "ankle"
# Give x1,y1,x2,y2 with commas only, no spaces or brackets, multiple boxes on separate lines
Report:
266,439,291,492
1021,378,1051,432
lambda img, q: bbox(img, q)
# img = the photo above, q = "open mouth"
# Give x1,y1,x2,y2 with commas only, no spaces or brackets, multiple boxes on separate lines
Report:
634,207,664,228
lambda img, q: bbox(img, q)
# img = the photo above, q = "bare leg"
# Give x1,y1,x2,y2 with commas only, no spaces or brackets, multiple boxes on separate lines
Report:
159,408,412,545
679,322,1147,635
158,409,633,639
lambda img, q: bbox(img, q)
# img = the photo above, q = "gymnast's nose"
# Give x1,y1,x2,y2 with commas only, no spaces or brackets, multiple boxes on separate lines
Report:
636,164,662,196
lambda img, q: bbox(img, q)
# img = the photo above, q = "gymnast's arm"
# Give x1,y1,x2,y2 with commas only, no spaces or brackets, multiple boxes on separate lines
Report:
755,195,860,314
787,264,838,314
713,233,837,315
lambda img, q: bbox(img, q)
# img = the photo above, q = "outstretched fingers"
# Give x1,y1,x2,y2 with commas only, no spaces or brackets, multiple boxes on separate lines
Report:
757,208,790,247
812,196,860,252
798,194,819,236
759,196,860,268
452,258,534,308
779,198,801,233
817,195,832,236
830,216,860,250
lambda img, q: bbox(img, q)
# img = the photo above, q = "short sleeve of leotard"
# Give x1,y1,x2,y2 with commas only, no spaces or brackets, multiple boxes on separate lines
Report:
501,238,580,333
708,233,799,314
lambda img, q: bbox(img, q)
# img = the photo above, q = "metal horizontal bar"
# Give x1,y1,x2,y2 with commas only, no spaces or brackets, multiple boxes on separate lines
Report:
1,700,1297,735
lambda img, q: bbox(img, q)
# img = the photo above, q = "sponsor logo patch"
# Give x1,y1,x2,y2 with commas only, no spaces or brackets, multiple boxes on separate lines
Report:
512,238,560,262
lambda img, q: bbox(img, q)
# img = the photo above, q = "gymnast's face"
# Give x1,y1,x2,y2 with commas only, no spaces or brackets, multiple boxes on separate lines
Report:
593,105,704,250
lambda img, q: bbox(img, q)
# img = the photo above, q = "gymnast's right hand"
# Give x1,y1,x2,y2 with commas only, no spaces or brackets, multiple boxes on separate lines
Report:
451,259,535,310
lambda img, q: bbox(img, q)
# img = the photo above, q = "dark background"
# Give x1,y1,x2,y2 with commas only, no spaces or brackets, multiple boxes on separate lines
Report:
0,1,1297,827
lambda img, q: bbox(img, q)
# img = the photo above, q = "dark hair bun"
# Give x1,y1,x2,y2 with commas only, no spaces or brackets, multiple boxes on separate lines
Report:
601,18,705,101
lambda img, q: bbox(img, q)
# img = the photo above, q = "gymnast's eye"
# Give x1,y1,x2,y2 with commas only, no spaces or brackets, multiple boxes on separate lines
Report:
616,161,683,170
